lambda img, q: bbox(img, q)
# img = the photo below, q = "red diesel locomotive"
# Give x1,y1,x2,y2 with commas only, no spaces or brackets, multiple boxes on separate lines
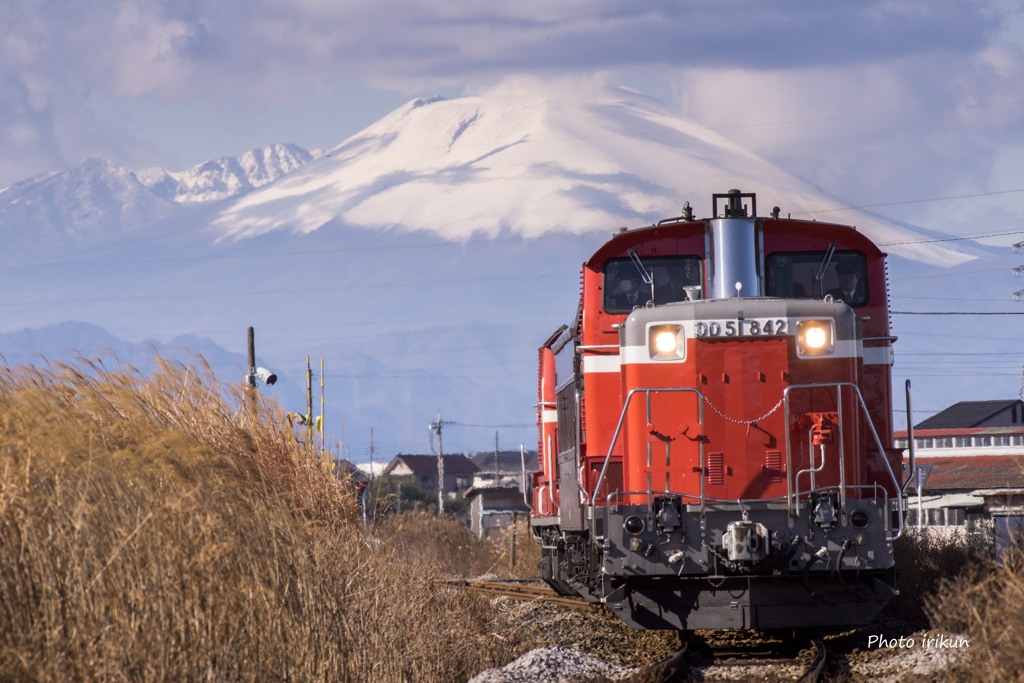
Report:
532,189,907,630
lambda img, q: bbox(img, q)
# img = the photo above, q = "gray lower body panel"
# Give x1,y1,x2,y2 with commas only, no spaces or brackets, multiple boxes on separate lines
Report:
606,570,897,630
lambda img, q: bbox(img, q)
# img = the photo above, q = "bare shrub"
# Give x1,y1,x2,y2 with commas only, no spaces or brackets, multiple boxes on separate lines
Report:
483,515,542,579
887,527,990,627
922,556,1024,681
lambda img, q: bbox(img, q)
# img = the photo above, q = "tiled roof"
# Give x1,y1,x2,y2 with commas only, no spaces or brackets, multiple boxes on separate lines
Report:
914,400,1023,430
382,454,480,476
915,455,1024,491
898,426,1024,438
470,450,540,472
464,486,531,510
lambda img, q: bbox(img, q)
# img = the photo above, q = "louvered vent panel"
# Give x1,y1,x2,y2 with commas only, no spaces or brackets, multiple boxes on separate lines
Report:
707,452,725,485
765,451,783,483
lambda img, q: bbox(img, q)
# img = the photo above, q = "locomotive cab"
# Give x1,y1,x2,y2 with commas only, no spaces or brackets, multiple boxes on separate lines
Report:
532,190,906,631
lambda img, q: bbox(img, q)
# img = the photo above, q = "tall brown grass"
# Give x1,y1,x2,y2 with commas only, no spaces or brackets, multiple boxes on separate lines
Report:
889,528,991,627
0,357,525,681
924,548,1024,680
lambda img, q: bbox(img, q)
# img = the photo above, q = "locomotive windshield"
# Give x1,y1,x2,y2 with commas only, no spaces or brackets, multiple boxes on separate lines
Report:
603,256,703,312
766,250,868,306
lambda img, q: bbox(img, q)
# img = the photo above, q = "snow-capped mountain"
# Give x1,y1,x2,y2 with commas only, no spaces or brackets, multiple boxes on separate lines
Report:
0,81,1017,454
0,158,177,244
211,82,973,266
138,144,317,203
0,144,316,246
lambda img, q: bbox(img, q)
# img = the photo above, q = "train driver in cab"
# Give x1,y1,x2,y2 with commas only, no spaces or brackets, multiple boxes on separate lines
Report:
826,260,864,305
609,273,647,310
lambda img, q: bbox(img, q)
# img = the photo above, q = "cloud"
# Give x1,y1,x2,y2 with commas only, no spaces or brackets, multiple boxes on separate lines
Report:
6,1,1007,98
0,0,1020,224
667,32,1024,236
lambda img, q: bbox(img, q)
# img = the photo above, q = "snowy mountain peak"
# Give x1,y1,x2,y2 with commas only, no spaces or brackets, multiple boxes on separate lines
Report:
211,81,974,265
0,157,175,243
410,95,449,109
140,143,316,203
0,144,315,244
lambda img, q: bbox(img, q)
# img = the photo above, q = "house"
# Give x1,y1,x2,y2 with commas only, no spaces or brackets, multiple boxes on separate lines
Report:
380,453,479,497
469,449,539,492
895,399,1024,559
463,485,531,538
332,459,370,484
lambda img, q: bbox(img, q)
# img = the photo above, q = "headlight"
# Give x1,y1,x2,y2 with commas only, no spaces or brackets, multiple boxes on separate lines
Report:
850,509,870,528
623,515,646,535
796,319,834,356
649,324,685,360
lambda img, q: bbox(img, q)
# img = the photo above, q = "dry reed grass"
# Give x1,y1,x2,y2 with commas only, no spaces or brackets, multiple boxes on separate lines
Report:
924,550,1024,680
888,528,991,627
0,357,525,682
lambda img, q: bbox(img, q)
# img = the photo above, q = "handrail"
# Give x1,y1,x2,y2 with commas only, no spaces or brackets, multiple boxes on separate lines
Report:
903,379,916,495
591,387,706,506
546,434,557,509
784,382,905,540
590,381,906,540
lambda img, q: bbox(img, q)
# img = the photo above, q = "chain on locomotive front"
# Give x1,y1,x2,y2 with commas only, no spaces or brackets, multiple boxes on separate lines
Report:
531,189,908,631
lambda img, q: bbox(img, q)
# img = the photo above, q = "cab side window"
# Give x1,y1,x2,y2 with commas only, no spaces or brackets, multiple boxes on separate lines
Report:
766,251,867,306
603,256,703,312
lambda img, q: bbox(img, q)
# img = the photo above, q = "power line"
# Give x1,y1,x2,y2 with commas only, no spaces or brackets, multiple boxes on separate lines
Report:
879,228,1024,246
817,188,1024,218
0,235,540,270
450,421,533,428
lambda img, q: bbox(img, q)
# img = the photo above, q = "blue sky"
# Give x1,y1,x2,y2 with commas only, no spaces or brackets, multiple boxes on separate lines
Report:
2,0,1022,242
2,1,1023,447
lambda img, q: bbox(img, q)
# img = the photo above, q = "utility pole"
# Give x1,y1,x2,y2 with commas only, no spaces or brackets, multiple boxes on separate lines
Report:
320,358,325,455
428,411,454,513
246,327,256,389
368,427,375,482
1013,243,1024,300
245,327,257,414
494,430,500,480
305,356,313,457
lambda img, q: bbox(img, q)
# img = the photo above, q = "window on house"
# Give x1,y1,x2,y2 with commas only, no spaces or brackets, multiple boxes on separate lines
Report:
928,509,945,526
995,516,1024,564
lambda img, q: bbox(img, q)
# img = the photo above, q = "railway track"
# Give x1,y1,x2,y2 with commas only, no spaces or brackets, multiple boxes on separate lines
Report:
452,578,833,681
632,637,829,682
443,578,597,611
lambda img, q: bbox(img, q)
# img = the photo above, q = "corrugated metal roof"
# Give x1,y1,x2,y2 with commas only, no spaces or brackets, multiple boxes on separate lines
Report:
915,455,1024,491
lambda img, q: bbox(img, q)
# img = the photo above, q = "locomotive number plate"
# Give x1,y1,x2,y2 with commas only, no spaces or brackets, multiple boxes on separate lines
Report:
693,318,788,338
